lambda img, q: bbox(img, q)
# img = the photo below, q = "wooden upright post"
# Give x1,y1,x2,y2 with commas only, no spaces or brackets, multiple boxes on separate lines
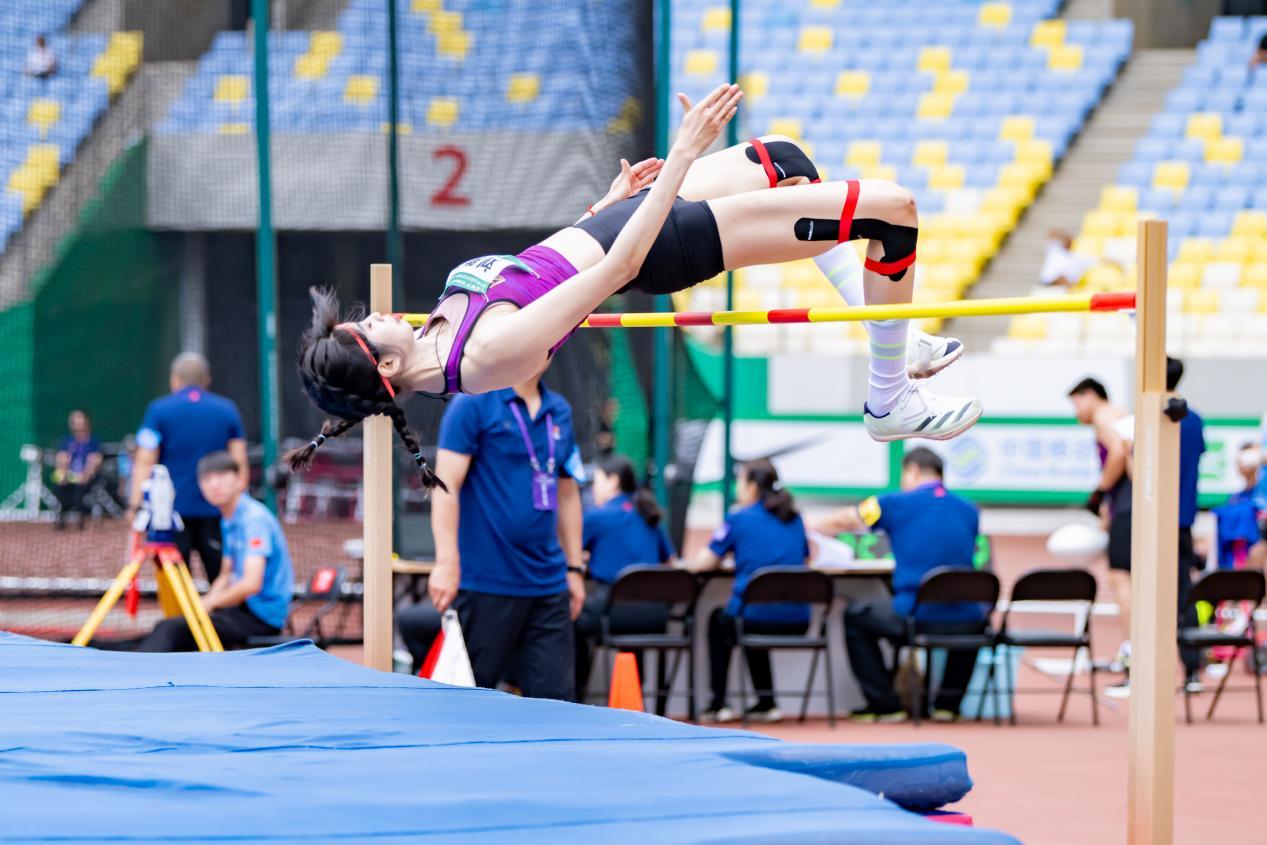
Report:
1128,220,1179,844
363,264,394,672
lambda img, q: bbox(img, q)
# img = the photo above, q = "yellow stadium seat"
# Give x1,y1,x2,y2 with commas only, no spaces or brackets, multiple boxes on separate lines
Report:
810,0,841,7
919,239,950,263
111,31,143,60
1232,211,1267,238
702,6,731,31
427,97,459,127
294,54,329,80
913,140,948,167
933,69,970,95
979,2,1012,28
1185,289,1220,314
1168,262,1202,290
428,10,463,33
8,169,45,212
213,76,249,104
1082,210,1126,238
928,164,965,190
1251,240,1267,263
1048,44,1082,71
999,115,1034,142
1177,238,1215,264
379,122,413,135
998,162,1045,191
918,46,952,73
860,163,897,181
1216,238,1253,263
344,75,379,104
1030,19,1065,48
217,123,249,135
1243,263,1267,289
1014,139,1053,167
1206,137,1243,164
27,99,60,135
310,31,343,57
1072,235,1104,257
846,141,882,168
741,72,769,99
412,0,442,11
834,71,870,97
1185,112,1221,141
981,186,1028,215
917,92,955,120
768,118,803,140
1009,314,1048,340
798,26,832,54
684,49,719,76
506,73,539,103
27,145,59,172
437,30,470,58
1084,263,1124,291
1097,186,1136,213
1152,161,1189,192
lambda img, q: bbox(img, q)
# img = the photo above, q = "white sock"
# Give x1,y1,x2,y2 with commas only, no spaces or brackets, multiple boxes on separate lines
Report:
813,243,865,306
866,319,911,415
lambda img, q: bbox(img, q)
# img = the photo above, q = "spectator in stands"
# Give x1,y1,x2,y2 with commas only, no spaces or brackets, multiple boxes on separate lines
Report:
573,453,676,701
814,448,986,723
427,367,587,701
1250,31,1267,67
137,452,293,651
24,35,57,79
129,353,247,583
53,409,102,530
1038,229,1095,290
1067,377,1132,672
693,459,809,724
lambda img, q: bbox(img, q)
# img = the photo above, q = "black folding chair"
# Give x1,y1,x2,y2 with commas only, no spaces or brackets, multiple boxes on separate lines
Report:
1178,569,1265,724
734,568,836,728
598,565,700,720
246,565,347,648
906,567,1000,726
991,568,1099,726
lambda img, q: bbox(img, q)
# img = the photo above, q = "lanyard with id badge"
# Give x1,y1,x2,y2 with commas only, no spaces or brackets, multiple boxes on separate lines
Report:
508,401,557,511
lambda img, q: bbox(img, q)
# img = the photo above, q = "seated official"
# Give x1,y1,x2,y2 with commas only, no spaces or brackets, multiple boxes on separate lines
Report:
814,448,986,723
574,454,677,700
693,459,809,724
138,452,294,651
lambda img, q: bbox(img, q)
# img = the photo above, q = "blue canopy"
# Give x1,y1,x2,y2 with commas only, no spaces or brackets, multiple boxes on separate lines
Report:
0,633,1019,844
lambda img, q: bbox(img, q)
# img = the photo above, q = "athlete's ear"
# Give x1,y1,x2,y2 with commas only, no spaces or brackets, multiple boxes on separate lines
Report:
377,351,403,380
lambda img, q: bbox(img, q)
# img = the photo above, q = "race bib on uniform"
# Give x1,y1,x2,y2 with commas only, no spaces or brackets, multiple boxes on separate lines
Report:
444,255,537,297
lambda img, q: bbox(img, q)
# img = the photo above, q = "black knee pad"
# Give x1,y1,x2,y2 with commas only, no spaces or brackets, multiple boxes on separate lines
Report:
746,138,819,188
792,216,917,281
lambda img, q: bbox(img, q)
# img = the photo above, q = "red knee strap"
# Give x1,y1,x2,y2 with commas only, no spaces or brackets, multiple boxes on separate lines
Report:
749,138,778,189
837,179,860,244
864,251,918,276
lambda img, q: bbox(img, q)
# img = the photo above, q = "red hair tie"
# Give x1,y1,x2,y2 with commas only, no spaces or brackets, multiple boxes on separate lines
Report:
336,323,396,399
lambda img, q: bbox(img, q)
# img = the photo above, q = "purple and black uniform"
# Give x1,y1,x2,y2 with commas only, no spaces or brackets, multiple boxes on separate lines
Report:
1098,441,1133,572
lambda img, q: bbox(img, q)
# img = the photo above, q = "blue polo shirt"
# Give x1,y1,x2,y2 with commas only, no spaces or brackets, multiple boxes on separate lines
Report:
221,494,294,629
438,385,584,597
59,435,101,476
583,493,675,584
861,481,983,622
137,387,245,518
1178,407,1205,529
708,502,810,625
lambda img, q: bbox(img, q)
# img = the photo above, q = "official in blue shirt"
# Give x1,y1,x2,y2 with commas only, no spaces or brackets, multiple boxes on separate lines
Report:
574,454,676,701
816,448,986,721
693,459,810,724
129,353,247,582
427,371,586,701
53,409,102,529
1169,358,1208,682
138,452,293,651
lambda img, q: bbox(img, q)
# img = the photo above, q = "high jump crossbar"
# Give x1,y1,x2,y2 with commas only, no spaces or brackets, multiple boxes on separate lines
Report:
395,291,1136,330
365,224,1175,844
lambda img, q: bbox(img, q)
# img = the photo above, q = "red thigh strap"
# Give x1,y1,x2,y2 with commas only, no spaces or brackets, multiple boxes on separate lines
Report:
748,138,778,188
838,179,860,244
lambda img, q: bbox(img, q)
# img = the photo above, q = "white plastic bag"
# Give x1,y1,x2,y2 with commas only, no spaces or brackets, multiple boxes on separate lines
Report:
423,609,475,688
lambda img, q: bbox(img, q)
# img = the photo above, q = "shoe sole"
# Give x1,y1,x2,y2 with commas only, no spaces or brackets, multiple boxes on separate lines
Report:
907,342,965,380
866,403,984,443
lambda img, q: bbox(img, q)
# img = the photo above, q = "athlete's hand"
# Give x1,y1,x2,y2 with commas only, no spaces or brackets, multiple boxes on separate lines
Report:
673,83,742,158
567,570,586,621
429,554,460,613
598,157,664,210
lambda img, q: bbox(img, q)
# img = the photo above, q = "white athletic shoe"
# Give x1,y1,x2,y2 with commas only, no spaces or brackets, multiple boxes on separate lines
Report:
864,384,983,442
700,706,738,724
907,331,964,379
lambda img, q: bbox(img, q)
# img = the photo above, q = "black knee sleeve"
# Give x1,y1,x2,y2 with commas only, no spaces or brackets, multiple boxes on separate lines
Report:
792,180,917,281
746,138,820,188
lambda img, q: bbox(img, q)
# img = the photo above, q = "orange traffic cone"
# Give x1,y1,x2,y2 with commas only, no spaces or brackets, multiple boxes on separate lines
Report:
608,651,644,712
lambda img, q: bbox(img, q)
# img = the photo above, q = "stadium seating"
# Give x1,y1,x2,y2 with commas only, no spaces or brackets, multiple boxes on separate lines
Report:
668,0,1132,354
1000,15,1267,357
0,0,142,253
158,0,640,137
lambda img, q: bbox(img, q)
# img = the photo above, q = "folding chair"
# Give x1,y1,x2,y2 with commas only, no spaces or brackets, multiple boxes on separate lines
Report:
906,567,1000,725
991,568,1099,725
246,565,347,648
598,565,700,720
734,568,836,727
1178,569,1265,724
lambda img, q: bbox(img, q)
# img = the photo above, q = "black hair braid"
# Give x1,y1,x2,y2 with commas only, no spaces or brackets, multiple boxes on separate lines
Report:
283,417,358,472
388,404,448,493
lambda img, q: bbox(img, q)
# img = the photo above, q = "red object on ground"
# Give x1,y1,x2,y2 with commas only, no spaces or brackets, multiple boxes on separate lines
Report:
924,811,974,826
608,652,644,712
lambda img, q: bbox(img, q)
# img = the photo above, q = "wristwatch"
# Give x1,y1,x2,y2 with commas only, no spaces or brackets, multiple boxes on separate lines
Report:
567,565,586,576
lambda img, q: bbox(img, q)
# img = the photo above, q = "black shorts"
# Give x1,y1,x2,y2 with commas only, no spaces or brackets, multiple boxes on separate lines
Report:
1107,510,1132,572
573,189,725,295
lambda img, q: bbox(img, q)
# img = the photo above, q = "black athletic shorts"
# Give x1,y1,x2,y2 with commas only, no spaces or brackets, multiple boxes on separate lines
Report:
1107,510,1132,572
573,188,725,295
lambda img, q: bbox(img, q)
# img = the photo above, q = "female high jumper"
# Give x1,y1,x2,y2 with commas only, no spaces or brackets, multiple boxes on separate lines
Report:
287,84,982,489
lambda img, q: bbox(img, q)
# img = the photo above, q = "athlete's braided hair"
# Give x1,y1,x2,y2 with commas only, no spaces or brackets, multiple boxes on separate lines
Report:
284,287,447,492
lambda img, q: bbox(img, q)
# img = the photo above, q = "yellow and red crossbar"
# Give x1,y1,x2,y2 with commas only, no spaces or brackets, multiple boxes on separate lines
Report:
398,291,1135,329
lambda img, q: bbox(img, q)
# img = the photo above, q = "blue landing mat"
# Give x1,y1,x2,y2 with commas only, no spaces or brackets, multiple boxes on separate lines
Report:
0,633,1020,844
